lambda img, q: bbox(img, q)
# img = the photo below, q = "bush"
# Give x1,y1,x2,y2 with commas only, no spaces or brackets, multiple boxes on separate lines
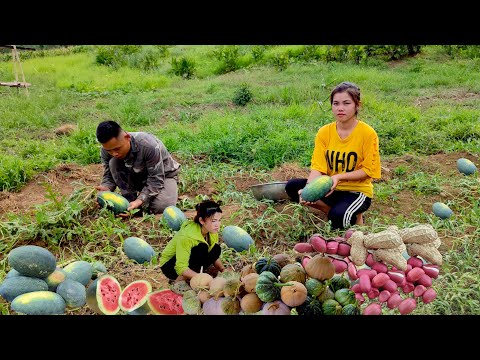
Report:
233,84,253,106
171,57,196,79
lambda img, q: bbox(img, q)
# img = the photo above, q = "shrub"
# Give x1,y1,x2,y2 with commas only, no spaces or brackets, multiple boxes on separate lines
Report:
171,57,196,79
233,84,253,106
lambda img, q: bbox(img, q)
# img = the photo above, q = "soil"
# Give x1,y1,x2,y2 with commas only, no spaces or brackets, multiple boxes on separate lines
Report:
0,151,478,315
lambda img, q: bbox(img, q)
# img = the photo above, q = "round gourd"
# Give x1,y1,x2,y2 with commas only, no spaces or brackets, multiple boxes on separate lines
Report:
300,175,333,202
63,261,93,286
11,291,66,315
182,289,202,315
255,271,291,303
304,254,336,281
7,245,56,278
255,257,282,277
322,298,343,315
123,237,156,264
341,303,361,315
305,278,325,297
221,225,254,252
280,281,307,307
334,288,356,306
162,206,187,231
296,295,323,315
457,158,477,175
56,279,87,308
0,276,48,302
279,263,307,284
261,300,291,315
329,275,351,293
240,293,263,314
97,191,130,215
432,202,453,219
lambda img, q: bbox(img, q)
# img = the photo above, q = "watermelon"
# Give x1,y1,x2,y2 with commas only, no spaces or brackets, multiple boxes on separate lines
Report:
432,202,453,219
221,225,255,252
5,269,21,279
43,267,67,291
300,175,333,202
123,237,156,264
56,279,86,308
127,302,151,315
456,158,477,175
63,261,93,286
11,291,66,315
162,205,187,231
0,276,49,302
86,279,102,314
97,191,130,215
91,261,108,280
119,280,152,312
7,245,57,278
96,274,122,315
147,289,184,315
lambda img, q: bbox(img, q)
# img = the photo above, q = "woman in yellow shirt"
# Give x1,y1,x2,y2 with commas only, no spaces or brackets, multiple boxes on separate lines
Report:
285,81,381,229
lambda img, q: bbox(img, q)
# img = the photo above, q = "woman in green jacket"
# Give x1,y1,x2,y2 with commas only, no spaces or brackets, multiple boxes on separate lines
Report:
159,200,226,282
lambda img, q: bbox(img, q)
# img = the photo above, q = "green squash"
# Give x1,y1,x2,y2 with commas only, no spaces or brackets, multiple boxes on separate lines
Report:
255,271,291,303
329,275,351,293
305,278,325,297
255,257,282,277
322,299,343,315
334,288,356,307
317,285,334,303
296,295,323,316
341,303,361,315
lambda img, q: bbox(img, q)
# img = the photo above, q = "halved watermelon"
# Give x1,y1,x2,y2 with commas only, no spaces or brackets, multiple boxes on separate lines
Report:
96,274,122,315
148,289,184,315
119,280,152,312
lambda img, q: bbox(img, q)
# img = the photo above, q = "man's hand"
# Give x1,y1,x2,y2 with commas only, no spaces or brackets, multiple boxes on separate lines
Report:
117,199,143,218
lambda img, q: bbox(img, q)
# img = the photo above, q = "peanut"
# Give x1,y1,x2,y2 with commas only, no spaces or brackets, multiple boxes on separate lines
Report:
406,243,443,265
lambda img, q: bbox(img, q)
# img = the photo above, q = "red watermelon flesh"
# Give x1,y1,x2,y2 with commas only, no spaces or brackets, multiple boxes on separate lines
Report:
119,280,152,312
148,289,184,315
96,274,122,315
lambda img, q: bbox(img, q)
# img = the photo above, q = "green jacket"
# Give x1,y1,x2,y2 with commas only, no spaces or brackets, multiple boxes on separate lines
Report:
159,220,219,276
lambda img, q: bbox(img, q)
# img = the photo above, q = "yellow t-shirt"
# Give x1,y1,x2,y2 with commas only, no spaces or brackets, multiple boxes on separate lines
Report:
310,120,381,198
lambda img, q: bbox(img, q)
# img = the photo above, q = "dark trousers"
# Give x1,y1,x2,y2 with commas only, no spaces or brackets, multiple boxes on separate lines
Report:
285,178,371,230
160,243,221,280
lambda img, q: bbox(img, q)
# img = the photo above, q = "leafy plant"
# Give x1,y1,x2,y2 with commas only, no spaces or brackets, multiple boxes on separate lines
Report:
232,83,253,106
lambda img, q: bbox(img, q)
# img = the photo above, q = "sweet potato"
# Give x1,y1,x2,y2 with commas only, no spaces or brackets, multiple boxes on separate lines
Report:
398,297,417,315
363,303,382,315
331,258,348,273
407,256,424,268
351,283,362,293
359,273,372,293
387,270,406,286
355,293,365,304
347,262,358,281
344,229,356,240
294,242,314,253
365,252,375,267
422,287,437,304
413,284,427,297
416,273,432,288
401,282,415,294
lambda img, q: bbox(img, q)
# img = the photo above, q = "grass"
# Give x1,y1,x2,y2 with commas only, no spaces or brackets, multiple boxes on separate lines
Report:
0,45,479,315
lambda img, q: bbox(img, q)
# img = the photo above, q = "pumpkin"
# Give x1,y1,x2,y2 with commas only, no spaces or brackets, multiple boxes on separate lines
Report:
280,281,308,307
240,293,263,314
254,257,282,277
272,253,291,268
329,275,351,293
296,296,323,316
190,267,213,291
341,303,361,315
279,263,307,284
322,299,343,315
304,254,335,281
240,264,256,280
241,273,259,293
305,278,325,297
255,271,292,303
317,286,335,303
262,300,291,315
334,288,357,306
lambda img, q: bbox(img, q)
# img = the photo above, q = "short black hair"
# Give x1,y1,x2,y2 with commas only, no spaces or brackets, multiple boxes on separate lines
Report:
96,120,122,143
194,200,222,224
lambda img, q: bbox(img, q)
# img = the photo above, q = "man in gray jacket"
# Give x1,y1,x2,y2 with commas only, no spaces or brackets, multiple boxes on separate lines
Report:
95,120,181,215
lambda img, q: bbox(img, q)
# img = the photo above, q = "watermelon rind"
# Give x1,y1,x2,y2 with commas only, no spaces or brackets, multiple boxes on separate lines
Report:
119,280,152,312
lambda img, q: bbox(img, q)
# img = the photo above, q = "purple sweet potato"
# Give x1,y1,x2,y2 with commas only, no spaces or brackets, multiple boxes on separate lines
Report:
294,242,314,253
422,288,437,304
371,273,390,288
407,256,424,268
326,240,339,254
363,303,382,315
416,273,432,287
347,262,358,281
398,297,417,315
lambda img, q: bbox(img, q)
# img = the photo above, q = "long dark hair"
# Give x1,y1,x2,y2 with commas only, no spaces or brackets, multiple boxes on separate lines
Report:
194,200,222,224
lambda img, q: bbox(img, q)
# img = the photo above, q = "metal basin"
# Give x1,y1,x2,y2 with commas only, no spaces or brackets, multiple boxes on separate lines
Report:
250,181,289,201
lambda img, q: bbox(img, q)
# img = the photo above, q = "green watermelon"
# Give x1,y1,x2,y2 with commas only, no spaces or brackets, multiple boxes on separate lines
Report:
147,289,184,315
86,278,102,314
221,225,254,252
457,158,477,175
96,274,122,315
63,261,93,286
300,175,333,202
5,269,21,279
11,291,66,315
127,302,151,315
97,191,130,215
56,279,86,308
0,276,49,302
91,261,108,280
123,237,156,264
43,267,67,291
119,280,152,312
7,245,56,278
162,205,187,231
432,202,453,219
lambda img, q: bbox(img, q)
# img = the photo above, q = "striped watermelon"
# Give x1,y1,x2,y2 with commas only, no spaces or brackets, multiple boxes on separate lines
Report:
222,225,255,252
97,191,130,215
162,205,187,231
11,291,66,315
301,175,333,202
